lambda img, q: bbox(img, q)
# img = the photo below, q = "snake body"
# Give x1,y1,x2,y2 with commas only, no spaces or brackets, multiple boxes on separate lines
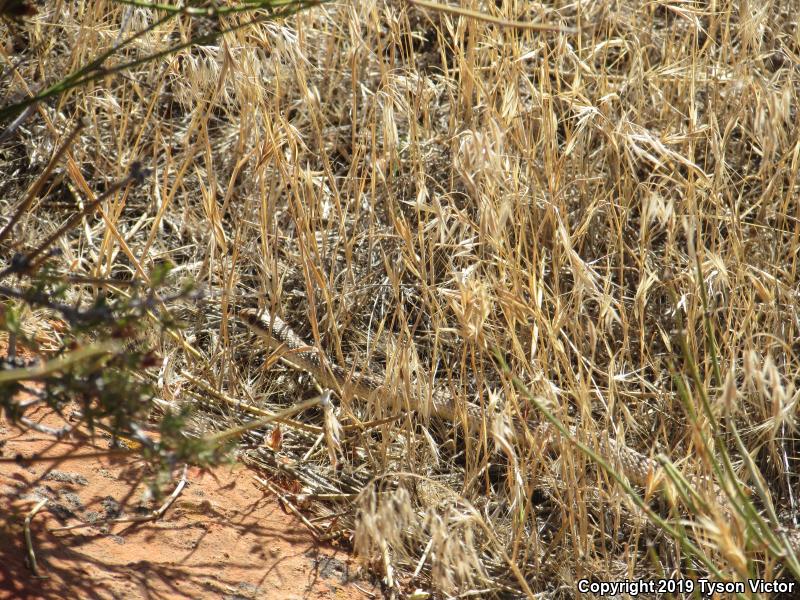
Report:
240,307,800,555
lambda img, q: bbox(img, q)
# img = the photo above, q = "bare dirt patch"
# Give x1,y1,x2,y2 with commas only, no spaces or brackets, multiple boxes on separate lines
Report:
0,404,375,600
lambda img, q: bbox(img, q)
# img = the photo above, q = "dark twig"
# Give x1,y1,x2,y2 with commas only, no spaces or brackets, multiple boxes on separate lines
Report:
0,163,148,279
0,120,85,245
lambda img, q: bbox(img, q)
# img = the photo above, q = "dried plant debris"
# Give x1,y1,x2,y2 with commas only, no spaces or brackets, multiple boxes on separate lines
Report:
2,0,800,597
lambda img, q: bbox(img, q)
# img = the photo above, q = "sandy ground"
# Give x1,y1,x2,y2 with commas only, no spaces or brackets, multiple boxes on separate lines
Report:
0,403,377,600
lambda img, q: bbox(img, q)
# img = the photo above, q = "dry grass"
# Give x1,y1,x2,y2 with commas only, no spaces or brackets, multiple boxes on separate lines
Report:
2,0,800,597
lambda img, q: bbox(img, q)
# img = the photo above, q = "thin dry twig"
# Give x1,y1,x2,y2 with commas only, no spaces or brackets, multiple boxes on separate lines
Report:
406,0,577,33
24,498,48,578
253,474,323,539
50,465,188,532
0,120,84,245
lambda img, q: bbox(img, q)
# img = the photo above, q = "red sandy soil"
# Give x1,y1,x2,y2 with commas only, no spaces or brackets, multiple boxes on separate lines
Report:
0,403,378,600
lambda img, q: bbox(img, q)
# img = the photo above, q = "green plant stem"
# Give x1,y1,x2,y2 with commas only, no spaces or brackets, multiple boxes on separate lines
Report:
0,341,119,384
207,393,326,444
